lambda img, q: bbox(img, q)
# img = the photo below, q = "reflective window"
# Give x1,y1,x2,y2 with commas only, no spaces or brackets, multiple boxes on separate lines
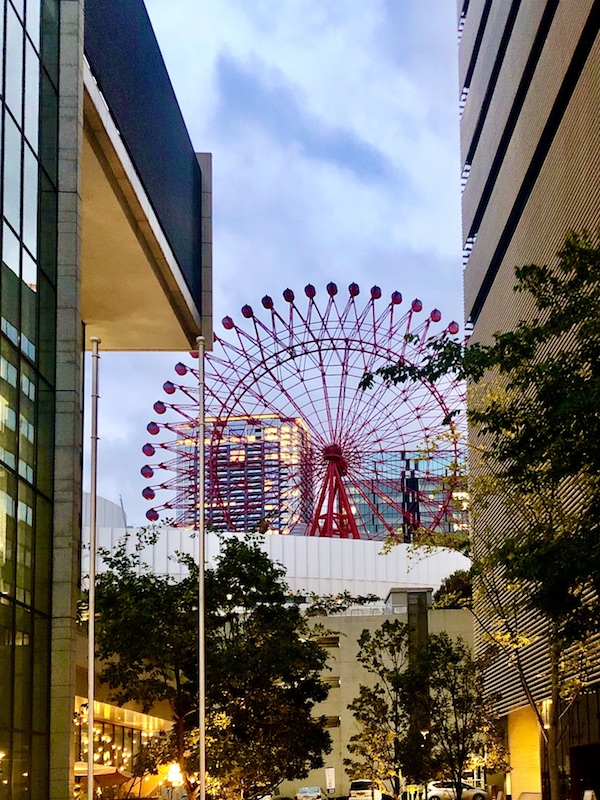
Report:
11,731,32,798
24,38,40,150
37,274,54,383
0,0,57,793
39,71,57,185
16,483,34,604
11,0,25,22
3,114,22,230
19,361,36,485
40,0,58,89
22,248,36,290
26,0,41,53
13,604,32,731
2,222,20,277
5,6,24,125
21,278,38,361
1,264,20,347
22,143,39,256
38,172,56,283
0,600,14,725
0,341,19,472
31,732,49,800
0,468,17,599
0,9,4,100
34,496,50,613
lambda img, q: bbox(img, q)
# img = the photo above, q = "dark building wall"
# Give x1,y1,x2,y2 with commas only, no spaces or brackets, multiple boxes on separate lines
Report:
84,0,203,306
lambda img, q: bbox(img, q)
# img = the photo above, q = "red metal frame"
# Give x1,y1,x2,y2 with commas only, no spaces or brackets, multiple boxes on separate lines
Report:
308,445,360,539
141,282,467,541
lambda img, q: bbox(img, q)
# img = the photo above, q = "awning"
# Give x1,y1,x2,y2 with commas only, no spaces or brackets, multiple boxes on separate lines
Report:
74,762,132,786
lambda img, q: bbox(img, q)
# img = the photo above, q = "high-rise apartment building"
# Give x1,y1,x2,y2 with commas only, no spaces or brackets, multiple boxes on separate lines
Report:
0,1,211,798
458,0,599,795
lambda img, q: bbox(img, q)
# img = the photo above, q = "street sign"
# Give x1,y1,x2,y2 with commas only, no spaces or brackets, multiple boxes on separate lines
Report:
325,767,335,794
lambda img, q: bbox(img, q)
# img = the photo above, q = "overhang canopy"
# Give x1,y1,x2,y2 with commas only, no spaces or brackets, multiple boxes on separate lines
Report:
81,65,211,351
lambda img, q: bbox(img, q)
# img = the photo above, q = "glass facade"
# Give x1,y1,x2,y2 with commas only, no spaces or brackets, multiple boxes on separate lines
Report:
0,0,58,797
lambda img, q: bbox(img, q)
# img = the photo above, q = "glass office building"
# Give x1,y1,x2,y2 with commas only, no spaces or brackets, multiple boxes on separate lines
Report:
0,0,211,797
1,0,58,795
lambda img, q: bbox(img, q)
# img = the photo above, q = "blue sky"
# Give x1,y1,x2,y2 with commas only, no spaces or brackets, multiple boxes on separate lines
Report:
89,0,464,525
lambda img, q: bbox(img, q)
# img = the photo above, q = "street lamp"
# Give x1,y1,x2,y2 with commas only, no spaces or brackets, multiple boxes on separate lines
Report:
196,336,206,800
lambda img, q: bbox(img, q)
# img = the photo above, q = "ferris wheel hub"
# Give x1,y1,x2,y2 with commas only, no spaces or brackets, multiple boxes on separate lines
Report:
322,444,348,475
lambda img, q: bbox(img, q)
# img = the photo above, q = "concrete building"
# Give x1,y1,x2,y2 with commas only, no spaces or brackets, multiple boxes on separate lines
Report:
78,504,471,797
277,589,474,800
458,0,599,796
0,2,211,799
83,506,471,597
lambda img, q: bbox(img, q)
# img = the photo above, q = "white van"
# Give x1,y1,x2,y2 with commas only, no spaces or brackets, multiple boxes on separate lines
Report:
349,780,391,800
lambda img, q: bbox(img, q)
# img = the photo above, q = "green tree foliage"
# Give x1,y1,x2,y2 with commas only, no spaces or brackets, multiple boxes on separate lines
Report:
94,529,198,797
344,619,426,795
407,634,506,800
432,570,472,609
95,533,331,800
204,536,332,800
298,591,381,616
361,230,600,800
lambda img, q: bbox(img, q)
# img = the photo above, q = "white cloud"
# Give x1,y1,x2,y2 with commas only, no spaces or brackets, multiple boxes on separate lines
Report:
92,0,464,525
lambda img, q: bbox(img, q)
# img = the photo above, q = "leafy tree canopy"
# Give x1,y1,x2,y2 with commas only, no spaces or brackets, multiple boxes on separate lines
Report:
95,533,331,800
362,229,600,635
432,569,473,609
407,634,506,799
361,230,600,800
345,619,426,794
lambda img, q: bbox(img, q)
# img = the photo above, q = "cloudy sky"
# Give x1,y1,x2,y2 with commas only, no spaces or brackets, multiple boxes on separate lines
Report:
88,0,464,526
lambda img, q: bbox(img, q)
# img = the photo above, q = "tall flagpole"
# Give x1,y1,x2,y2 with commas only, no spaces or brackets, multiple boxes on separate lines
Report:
87,336,101,800
196,336,206,800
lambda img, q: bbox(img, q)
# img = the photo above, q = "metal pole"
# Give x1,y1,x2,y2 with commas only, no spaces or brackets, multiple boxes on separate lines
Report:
87,336,101,800
196,336,206,800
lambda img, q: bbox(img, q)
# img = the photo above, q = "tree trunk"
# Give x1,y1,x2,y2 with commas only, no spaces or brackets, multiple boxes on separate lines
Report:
394,732,401,800
547,634,561,800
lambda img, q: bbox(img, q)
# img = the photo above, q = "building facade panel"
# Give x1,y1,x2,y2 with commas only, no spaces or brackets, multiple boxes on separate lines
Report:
1,0,210,798
83,0,203,308
464,1,599,323
462,0,594,257
460,0,547,185
459,0,517,167
0,0,61,795
460,0,600,794
458,0,490,92
465,29,600,340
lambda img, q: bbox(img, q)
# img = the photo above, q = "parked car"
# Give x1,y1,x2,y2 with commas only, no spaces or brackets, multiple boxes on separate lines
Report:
349,779,393,800
295,788,325,800
427,782,488,800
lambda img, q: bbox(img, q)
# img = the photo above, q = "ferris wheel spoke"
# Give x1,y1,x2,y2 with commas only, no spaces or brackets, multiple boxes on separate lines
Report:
141,281,466,538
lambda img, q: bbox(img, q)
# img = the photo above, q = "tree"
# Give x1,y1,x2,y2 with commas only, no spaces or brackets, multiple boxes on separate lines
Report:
344,619,426,796
298,590,382,616
361,230,600,800
432,569,472,609
94,530,198,795
204,536,332,800
407,634,506,800
95,532,331,800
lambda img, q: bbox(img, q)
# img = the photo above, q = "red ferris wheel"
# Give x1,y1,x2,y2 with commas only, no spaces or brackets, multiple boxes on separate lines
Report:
141,282,466,542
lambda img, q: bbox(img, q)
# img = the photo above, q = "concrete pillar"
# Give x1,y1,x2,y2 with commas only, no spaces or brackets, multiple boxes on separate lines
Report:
50,2,85,799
